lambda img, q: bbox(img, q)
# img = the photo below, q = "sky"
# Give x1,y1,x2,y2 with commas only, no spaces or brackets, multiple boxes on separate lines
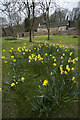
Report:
55,0,80,11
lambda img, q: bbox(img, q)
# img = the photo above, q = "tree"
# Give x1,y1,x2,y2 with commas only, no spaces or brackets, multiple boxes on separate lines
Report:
0,1,21,36
19,0,36,42
39,0,52,40
1,18,8,36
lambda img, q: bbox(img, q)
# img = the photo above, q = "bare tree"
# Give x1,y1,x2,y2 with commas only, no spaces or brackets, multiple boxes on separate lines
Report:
0,1,21,36
19,0,36,42
39,0,52,40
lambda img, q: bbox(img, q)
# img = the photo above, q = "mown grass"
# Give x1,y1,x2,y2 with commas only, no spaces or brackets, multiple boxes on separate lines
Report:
27,35,78,46
2,36,79,118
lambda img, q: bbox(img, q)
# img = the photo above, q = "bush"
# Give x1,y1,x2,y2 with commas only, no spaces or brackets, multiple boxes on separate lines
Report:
5,37,17,40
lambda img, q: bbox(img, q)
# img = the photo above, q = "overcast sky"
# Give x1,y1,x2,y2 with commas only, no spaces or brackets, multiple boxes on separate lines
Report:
55,0,80,11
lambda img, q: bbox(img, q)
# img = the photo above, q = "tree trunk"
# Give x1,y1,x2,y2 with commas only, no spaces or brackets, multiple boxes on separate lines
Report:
48,28,50,40
2,28,6,36
29,29,32,42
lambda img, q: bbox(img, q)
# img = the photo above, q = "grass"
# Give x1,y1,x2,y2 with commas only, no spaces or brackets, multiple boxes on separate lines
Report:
26,35,78,46
2,36,79,118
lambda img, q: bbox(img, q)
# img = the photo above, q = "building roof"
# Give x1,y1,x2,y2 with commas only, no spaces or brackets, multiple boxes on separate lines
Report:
38,21,69,28
51,21,69,27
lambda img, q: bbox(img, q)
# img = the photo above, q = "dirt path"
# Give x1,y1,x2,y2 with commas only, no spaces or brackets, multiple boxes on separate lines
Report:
18,37,79,50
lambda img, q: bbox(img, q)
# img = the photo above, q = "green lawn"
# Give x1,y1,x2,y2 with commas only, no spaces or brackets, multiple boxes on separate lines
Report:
2,36,79,118
26,35,79,46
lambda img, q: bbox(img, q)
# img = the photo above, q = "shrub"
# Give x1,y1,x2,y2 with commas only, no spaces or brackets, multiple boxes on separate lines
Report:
5,37,17,40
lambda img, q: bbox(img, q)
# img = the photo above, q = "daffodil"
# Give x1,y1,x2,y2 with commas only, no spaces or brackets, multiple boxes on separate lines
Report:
62,53,65,56
75,57,78,61
11,56,14,59
61,56,63,59
43,80,48,86
57,49,59,52
66,65,70,72
23,52,25,55
53,44,55,46
45,53,47,56
2,56,5,59
16,82,18,84
25,49,28,52
53,63,56,66
10,50,12,52
34,48,36,50
35,56,37,61
72,77,75,81
3,49,5,52
13,59,16,62
50,54,52,56
0,88,2,91
65,49,67,52
71,68,74,71
23,46,26,49
51,72,53,75
54,59,56,62
29,56,32,60
64,71,67,74
28,60,31,62
13,76,16,78
29,50,31,52
11,48,14,50
70,52,73,56
21,77,25,82
5,61,7,63
11,83,15,87
60,65,64,75
52,56,55,59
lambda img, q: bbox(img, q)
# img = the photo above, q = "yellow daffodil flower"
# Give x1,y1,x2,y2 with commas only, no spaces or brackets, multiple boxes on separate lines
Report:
51,72,53,75
3,49,5,52
11,83,15,87
5,61,7,63
61,56,63,59
45,53,47,56
70,52,73,56
64,71,67,74
23,52,25,55
43,80,48,86
0,88,2,91
54,59,56,62
16,82,18,84
2,56,5,59
10,50,12,52
72,77,75,81
21,77,25,82
52,56,55,59
71,68,74,71
62,53,65,56
13,59,16,62
11,56,14,59
53,63,57,66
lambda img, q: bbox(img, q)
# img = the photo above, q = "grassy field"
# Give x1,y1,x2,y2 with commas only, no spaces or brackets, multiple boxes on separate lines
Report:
2,36,79,118
26,35,79,46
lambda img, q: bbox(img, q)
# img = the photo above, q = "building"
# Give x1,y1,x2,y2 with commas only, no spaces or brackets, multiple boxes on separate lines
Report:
37,21,70,34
